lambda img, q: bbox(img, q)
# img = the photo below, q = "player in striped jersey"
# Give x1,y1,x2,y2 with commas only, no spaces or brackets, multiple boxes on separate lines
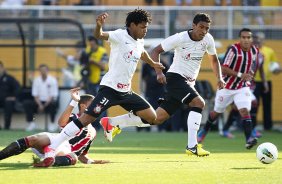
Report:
0,88,109,166
197,28,259,149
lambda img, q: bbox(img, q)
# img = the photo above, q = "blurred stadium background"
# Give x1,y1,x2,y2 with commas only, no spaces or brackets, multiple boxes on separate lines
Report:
0,0,282,130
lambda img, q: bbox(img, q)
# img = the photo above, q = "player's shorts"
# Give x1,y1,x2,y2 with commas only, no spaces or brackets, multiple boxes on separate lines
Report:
85,86,151,118
160,72,199,115
214,87,252,113
31,132,71,159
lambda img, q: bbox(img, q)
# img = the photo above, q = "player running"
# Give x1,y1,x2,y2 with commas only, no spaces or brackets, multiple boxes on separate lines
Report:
35,9,165,167
197,28,260,149
100,13,225,157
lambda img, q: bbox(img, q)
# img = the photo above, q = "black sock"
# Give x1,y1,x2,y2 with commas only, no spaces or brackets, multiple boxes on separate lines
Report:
53,154,76,166
250,107,257,129
0,138,29,160
242,117,253,141
223,109,239,131
203,112,217,132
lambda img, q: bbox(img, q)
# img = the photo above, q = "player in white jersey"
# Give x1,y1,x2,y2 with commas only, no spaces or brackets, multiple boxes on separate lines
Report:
100,13,225,157
35,9,165,167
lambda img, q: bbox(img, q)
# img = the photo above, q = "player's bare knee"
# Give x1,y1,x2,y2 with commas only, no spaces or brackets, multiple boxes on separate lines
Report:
239,108,249,117
189,97,205,109
26,135,38,147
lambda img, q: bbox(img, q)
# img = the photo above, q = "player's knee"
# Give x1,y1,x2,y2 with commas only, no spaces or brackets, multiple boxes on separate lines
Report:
26,135,38,147
190,96,205,109
239,108,249,117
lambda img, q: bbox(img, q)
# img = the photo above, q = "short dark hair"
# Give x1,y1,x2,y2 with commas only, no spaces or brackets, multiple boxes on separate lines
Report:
125,9,152,27
78,94,94,111
193,13,211,25
239,28,252,37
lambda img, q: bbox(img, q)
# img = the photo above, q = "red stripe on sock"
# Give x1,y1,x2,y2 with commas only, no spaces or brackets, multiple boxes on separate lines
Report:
242,115,251,120
24,137,30,148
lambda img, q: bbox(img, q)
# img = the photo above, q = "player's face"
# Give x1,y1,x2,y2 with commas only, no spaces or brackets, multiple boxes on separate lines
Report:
131,21,148,39
192,21,210,40
240,31,253,51
81,100,93,111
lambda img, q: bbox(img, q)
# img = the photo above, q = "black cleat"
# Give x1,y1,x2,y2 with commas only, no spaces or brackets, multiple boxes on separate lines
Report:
245,137,258,149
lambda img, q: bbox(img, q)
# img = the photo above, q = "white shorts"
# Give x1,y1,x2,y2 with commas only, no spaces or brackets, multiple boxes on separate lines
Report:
214,87,252,113
31,132,72,159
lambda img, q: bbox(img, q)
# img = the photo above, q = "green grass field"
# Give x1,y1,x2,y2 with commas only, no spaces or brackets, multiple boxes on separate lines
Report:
0,130,281,184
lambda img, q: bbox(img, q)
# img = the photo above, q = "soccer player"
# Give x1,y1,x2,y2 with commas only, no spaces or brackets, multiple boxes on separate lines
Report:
0,88,109,166
197,28,260,149
100,13,225,157
35,9,165,167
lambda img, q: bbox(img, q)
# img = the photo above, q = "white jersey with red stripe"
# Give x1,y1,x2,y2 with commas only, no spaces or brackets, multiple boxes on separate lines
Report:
100,29,145,92
67,113,96,156
161,30,217,86
222,43,259,90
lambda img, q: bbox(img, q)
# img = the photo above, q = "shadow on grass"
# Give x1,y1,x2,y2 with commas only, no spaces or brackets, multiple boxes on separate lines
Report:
0,162,88,170
231,167,265,170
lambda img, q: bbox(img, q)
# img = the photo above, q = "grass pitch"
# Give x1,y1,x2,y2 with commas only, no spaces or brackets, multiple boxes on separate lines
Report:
0,130,281,184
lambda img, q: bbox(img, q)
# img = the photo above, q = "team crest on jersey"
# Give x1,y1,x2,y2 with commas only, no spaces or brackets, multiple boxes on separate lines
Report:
200,42,207,51
93,104,103,114
123,50,139,63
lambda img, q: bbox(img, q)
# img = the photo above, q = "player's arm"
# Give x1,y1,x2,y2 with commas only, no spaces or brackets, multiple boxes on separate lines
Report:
58,87,80,127
208,54,225,89
78,154,109,164
141,50,165,70
259,62,269,93
150,44,167,84
94,12,109,41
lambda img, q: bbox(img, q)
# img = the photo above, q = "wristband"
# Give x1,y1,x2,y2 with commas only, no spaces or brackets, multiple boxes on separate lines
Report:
87,159,94,164
237,72,242,78
69,100,78,107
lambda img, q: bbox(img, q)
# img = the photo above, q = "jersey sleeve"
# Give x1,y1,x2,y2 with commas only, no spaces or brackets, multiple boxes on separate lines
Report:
161,33,181,52
108,29,122,44
222,46,236,67
206,34,217,55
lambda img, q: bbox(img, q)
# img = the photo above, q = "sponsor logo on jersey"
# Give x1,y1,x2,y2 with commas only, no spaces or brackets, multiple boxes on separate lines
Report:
123,50,139,63
182,53,202,62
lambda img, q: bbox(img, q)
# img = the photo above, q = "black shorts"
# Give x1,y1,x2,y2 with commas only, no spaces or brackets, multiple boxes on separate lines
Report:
85,86,151,118
160,73,200,115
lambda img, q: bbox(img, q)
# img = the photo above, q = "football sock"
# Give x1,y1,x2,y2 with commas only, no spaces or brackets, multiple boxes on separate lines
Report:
203,111,217,132
188,108,202,148
250,106,257,129
49,119,82,150
242,116,252,141
53,154,77,166
223,109,239,131
0,138,30,160
110,113,148,128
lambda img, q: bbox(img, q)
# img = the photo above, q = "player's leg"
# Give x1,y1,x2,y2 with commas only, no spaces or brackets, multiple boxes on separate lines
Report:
198,89,233,143
0,133,50,161
234,87,257,149
221,105,238,138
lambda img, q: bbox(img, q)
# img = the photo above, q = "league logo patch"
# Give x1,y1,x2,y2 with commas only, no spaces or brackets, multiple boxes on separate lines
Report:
93,104,103,114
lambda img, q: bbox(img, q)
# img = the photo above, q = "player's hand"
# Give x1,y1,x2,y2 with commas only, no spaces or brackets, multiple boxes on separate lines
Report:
241,73,253,81
263,81,269,93
70,87,80,102
156,72,166,84
92,160,110,164
151,62,165,70
96,12,109,27
217,78,225,89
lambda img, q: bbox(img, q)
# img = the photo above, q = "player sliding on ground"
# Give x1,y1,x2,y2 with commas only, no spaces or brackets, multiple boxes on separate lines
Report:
0,88,109,166
100,13,225,157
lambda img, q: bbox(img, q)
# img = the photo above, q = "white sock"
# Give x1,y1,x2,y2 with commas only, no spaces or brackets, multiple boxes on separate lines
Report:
110,113,148,128
49,121,80,150
187,111,202,148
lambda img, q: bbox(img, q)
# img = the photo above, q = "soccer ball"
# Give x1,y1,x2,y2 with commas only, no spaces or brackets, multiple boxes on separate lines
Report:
256,142,278,164
269,62,280,73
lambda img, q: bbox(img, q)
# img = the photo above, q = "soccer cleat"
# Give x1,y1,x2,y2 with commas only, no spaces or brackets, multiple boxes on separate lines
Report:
222,130,235,139
251,129,262,138
33,157,55,167
186,144,210,157
245,137,258,149
100,117,114,142
197,129,207,143
112,126,122,139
